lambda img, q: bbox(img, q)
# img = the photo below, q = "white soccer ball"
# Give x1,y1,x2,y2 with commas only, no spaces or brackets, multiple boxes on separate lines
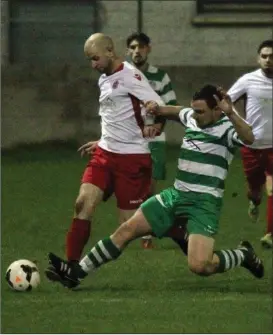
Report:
6,259,40,291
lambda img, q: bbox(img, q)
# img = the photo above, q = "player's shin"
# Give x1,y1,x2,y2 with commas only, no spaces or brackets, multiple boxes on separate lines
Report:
79,237,122,276
214,247,246,273
66,218,91,261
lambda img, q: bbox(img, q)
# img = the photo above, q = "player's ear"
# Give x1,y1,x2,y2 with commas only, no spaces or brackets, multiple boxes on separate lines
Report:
147,44,152,55
106,46,114,58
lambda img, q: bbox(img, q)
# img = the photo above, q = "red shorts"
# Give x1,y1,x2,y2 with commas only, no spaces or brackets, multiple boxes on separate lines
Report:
241,147,273,187
82,146,152,210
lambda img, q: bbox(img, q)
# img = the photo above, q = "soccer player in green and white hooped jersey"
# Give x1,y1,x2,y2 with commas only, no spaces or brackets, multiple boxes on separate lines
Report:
126,32,177,249
46,85,264,289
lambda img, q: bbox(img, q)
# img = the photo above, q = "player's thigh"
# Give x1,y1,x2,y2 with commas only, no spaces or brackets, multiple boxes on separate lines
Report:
114,154,152,211
187,234,215,272
241,147,265,181
149,141,167,181
141,190,175,238
81,147,113,199
186,195,221,237
111,208,153,248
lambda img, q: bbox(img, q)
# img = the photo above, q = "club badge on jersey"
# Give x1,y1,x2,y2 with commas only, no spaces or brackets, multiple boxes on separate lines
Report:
134,73,142,81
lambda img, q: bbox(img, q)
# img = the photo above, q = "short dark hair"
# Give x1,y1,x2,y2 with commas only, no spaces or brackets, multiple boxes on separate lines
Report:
126,32,151,47
192,84,223,109
257,40,273,54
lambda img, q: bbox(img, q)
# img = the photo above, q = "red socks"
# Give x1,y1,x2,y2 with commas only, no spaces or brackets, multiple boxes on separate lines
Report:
267,196,272,234
65,218,91,261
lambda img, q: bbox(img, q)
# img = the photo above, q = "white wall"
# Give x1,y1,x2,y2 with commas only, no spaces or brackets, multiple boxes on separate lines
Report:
100,1,138,58
101,0,272,66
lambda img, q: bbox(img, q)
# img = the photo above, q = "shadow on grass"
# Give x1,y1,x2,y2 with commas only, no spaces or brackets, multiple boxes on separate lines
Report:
73,276,271,295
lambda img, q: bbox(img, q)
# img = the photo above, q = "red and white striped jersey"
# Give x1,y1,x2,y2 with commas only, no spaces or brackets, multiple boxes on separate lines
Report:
97,61,164,154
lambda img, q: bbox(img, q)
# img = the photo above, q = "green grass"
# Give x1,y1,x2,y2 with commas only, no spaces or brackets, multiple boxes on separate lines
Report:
2,144,272,334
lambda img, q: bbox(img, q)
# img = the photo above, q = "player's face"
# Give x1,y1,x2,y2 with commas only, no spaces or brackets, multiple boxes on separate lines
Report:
258,47,273,76
190,100,215,128
85,46,112,74
127,40,150,67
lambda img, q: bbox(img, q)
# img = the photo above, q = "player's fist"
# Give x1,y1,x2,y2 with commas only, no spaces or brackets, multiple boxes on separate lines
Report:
144,101,160,115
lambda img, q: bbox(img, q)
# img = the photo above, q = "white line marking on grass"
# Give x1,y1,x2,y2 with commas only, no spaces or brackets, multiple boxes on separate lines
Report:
4,297,124,305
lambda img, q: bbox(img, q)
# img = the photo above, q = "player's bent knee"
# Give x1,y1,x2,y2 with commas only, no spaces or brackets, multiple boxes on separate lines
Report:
188,259,209,276
75,196,85,215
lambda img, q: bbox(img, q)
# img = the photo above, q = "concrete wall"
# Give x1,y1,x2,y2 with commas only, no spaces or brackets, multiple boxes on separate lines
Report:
2,1,269,149
1,0,9,66
101,0,271,66
142,1,272,66
2,65,252,149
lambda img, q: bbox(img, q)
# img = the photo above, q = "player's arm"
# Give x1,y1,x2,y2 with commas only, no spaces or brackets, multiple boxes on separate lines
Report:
145,102,187,124
227,75,247,103
214,89,254,145
126,70,166,134
127,70,164,106
227,76,248,119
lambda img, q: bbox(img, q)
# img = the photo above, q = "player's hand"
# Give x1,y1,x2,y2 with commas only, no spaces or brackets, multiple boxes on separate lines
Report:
144,101,160,115
143,125,160,138
213,87,234,116
78,141,98,157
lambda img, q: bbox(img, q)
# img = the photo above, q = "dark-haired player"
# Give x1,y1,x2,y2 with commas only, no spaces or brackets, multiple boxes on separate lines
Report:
46,85,264,288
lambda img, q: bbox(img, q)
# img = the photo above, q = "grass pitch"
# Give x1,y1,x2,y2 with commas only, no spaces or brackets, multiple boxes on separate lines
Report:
1,143,272,333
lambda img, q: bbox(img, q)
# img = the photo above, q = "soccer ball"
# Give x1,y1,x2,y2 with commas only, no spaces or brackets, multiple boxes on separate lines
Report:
5,259,40,291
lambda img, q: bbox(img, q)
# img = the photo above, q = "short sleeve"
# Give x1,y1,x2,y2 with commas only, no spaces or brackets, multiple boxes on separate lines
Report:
126,69,164,106
226,127,244,148
179,108,194,127
228,75,248,103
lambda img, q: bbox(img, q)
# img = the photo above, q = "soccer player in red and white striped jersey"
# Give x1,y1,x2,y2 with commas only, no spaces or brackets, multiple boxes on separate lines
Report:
45,33,164,281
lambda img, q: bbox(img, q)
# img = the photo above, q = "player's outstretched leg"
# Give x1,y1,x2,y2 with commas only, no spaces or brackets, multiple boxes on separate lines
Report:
213,241,264,278
45,208,153,288
45,253,84,288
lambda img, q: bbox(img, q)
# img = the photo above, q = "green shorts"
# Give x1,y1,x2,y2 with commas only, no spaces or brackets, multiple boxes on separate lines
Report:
141,187,222,238
148,141,166,181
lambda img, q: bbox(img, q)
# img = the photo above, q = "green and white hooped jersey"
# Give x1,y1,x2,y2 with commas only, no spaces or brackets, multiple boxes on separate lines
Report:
144,64,177,142
174,108,243,199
